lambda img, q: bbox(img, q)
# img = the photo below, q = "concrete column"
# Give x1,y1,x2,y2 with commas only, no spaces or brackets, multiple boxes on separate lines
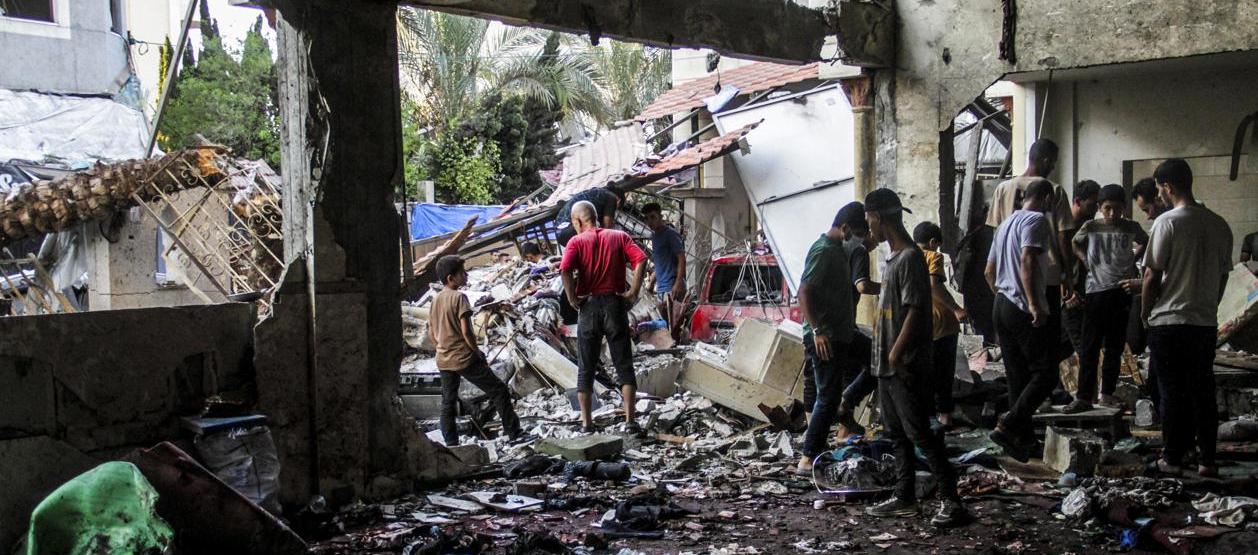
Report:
841,75,875,198
260,0,431,505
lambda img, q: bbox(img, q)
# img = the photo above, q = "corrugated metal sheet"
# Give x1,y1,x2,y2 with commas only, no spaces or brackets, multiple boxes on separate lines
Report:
635,62,820,121
542,121,760,206
549,123,646,204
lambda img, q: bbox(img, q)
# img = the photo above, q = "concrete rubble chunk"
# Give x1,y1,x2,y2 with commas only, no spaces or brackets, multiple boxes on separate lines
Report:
536,434,624,461
1095,450,1144,478
1043,427,1105,476
447,444,490,467
1135,399,1155,427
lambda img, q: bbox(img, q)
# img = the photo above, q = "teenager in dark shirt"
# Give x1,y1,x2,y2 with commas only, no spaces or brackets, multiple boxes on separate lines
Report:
863,189,967,528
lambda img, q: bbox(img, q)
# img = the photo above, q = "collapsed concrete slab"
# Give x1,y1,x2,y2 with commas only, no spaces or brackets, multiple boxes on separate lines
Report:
536,434,624,461
678,319,806,422
520,337,579,390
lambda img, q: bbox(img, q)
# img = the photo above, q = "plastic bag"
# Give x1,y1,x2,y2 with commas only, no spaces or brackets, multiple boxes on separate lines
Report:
195,425,281,514
26,461,174,555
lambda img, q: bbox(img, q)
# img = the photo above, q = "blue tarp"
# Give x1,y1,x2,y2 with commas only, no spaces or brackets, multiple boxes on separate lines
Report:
409,203,507,241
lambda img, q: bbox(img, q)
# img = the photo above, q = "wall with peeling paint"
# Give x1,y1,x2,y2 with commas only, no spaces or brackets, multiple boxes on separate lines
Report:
880,0,1258,229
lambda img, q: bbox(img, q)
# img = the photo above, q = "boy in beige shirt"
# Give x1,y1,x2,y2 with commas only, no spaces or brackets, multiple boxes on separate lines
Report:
428,255,522,445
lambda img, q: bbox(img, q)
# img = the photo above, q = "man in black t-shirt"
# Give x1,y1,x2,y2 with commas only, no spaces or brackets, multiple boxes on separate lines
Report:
556,187,623,246
863,189,967,528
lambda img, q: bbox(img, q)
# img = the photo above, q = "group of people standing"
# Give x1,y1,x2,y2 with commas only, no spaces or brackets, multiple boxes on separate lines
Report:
426,189,682,446
793,188,969,527
796,138,1237,530
423,140,1237,528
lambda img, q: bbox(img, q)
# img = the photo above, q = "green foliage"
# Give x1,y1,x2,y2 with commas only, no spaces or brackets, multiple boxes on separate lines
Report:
157,36,173,95
589,41,672,122
430,135,500,205
159,15,280,169
457,93,560,202
396,9,671,205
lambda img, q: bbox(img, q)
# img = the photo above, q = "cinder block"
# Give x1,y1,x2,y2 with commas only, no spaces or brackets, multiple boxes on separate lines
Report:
447,444,490,467
636,359,681,397
1043,427,1104,476
536,434,623,461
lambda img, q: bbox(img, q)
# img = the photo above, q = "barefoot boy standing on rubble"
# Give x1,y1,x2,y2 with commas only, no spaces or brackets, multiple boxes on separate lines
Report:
863,189,967,527
561,200,648,435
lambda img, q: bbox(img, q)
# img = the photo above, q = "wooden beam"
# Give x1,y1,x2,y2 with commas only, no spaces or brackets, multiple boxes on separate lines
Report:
243,0,894,66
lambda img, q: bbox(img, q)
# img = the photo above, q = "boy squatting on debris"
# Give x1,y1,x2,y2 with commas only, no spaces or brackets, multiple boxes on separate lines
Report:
864,188,968,528
427,255,524,446
560,199,648,435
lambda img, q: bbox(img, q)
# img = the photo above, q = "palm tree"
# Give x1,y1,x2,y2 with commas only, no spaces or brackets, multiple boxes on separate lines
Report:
587,41,672,123
397,9,611,134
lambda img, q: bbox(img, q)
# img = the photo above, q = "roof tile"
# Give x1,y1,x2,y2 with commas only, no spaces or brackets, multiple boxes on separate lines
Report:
636,62,820,121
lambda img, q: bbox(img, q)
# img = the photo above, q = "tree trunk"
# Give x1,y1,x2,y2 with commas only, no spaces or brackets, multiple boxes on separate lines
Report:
0,148,225,245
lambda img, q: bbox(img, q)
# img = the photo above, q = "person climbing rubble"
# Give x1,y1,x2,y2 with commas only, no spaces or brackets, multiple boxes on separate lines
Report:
428,255,524,446
985,178,1058,462
560,200,648,435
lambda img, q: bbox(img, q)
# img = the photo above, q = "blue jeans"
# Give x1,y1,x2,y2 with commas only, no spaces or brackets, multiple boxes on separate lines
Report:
802,332,851,458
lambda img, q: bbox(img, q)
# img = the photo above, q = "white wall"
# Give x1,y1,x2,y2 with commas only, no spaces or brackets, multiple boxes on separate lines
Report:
125,0,174,118
1033,64,1258,192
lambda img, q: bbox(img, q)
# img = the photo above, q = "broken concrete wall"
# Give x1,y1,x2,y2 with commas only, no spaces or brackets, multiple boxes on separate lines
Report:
881,0,1258,224
0,303,255,549
86,193,232,310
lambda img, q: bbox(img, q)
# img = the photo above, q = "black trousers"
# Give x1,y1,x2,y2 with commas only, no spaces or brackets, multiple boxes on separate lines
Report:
804,331,876,412
801,333,851,457
1149,325,1218,466
1077,288,1131,400
576,295,636,392
878,374,960,502
843,332,877,409
932,333,959,414
993,294,1058,439
440,360,521,446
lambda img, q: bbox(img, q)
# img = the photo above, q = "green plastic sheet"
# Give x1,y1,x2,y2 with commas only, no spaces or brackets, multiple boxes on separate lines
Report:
26,461,173,555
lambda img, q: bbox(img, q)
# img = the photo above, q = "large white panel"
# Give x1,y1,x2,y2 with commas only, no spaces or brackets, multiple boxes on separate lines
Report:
713,84,856,293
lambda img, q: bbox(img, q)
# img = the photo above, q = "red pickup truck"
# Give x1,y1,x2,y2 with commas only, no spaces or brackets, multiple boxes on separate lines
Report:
688,253,801,342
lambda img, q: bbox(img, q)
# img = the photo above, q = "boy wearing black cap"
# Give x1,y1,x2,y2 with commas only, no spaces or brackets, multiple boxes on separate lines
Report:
863,189,967,527
428,255,524,445
1066,184,1148,413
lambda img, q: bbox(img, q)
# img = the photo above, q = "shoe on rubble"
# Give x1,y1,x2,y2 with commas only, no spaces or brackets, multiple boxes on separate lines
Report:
1154,458,1183,476
989,427,1031,463
623,421,645,438
837,410,866,437
865,496,920,518
931,500,971,528
1061,399,1093,414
